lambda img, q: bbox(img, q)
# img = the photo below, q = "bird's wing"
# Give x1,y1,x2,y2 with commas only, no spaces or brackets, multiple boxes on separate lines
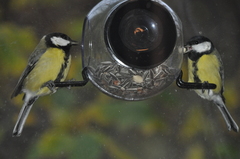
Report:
212,49,224,91
11,48,47,98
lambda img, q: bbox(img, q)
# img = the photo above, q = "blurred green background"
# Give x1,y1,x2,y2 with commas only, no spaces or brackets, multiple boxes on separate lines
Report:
0,0,240,158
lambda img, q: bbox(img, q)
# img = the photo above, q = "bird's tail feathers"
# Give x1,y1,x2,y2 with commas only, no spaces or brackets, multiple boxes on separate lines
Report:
214,99,239,132
12,96,38,137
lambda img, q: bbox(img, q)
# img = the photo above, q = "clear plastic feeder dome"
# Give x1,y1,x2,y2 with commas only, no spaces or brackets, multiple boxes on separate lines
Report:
82,0,183,100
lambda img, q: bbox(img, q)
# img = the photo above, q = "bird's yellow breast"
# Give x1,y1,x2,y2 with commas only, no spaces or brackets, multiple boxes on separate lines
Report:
188,53,222,93
24,48,70,95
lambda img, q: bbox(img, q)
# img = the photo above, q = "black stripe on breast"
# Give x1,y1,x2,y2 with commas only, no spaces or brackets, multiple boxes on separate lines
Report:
188,52,203,61
55,56,70,82
192,61,201,83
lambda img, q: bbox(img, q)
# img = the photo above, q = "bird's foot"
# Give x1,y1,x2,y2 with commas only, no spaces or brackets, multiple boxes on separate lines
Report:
202,81,210,93
66,79,76,89
68,78,76,82
42,80,56,93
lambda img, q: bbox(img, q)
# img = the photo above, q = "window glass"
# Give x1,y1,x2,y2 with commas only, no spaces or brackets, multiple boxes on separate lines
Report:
0,0,239,158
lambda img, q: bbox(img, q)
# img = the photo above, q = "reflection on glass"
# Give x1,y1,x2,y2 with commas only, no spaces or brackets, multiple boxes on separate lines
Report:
1,0,239,159
82,0,183,100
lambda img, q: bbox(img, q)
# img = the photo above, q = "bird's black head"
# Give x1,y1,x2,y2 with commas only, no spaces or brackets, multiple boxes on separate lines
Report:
184,35,215,61
44,33,78,53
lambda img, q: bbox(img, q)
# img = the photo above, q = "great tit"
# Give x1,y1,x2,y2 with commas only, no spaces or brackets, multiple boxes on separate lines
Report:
184,35,239,132
11,33,78,137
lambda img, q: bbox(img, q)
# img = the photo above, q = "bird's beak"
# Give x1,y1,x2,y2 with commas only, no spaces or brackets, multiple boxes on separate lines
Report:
183,45,192,54
71,40,78,46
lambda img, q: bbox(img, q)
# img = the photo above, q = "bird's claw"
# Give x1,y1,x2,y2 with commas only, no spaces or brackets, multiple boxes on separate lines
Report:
202,81,210,93
66,79,76,89
41,80,56,93
68,78,76,81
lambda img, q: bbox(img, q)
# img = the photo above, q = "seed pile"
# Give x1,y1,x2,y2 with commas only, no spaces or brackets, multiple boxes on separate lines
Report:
88,61,178,99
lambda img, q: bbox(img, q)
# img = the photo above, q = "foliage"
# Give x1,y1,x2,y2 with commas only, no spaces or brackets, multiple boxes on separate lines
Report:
0,0,240,159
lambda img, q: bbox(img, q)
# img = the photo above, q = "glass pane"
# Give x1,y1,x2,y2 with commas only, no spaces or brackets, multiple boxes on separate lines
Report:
0,0,239,159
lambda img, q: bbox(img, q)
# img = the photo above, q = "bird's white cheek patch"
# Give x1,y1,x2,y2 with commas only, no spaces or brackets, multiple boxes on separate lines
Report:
51,37,70,46
193,41,211,53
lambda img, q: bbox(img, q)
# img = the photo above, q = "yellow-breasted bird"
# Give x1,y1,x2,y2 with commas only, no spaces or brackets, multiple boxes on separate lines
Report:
11,33,78,137
184,35,239,132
